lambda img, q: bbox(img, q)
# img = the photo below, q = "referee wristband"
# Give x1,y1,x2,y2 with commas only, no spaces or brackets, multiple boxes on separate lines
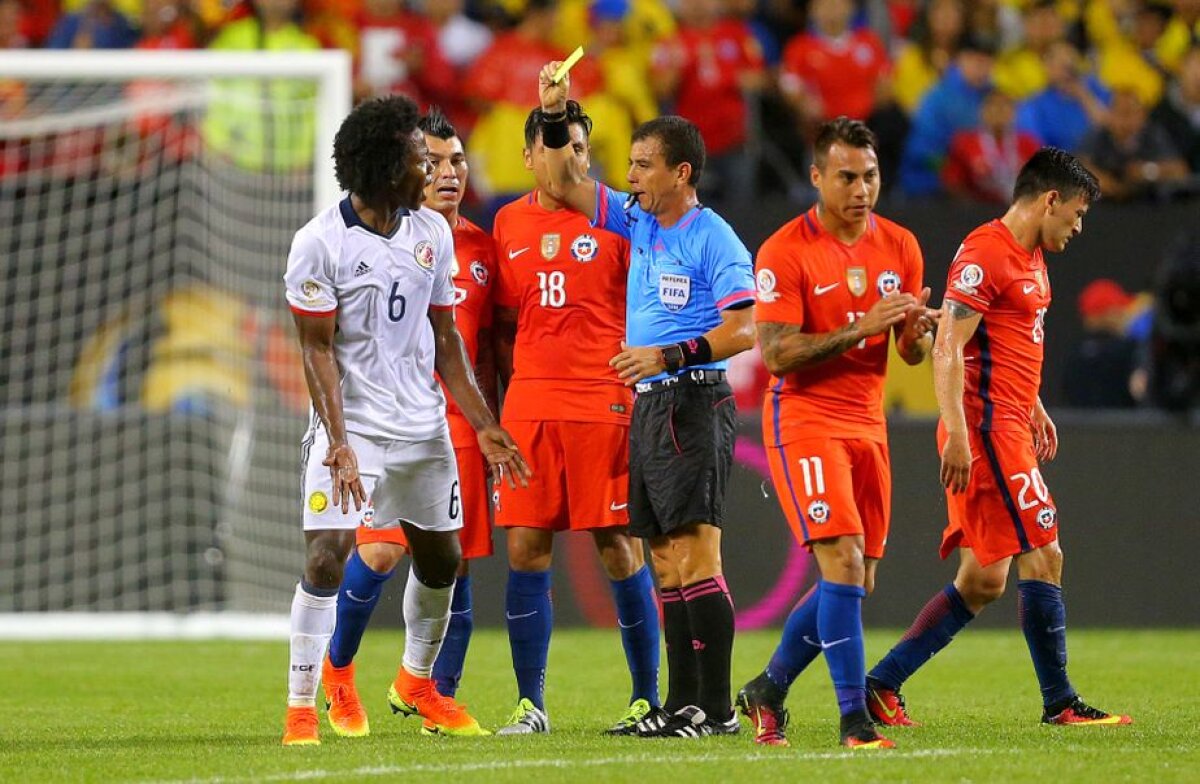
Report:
541,114,570,149
660,336,713,374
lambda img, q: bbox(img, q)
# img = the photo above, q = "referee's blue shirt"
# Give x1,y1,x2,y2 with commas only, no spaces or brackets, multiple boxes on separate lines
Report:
592,183,756,383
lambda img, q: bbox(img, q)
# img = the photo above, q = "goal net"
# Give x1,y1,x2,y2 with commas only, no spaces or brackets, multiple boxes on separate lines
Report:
0,52,350,634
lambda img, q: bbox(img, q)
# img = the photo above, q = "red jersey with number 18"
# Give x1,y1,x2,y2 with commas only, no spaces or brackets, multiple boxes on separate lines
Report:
492,190,632,425
943,220,1051,433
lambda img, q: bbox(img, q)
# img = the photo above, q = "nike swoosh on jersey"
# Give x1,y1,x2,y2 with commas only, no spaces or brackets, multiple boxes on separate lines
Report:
505,610,538,620
508,247,530,259
1023,284,1038,294
610,502,628,511
814,283,840,295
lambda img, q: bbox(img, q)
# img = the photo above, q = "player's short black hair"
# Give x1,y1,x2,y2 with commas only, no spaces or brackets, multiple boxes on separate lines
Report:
333,95,421,200
524,100,593,149
419,106,457,140
1012,147,1101,205
631,115,706,185
812,116,877,169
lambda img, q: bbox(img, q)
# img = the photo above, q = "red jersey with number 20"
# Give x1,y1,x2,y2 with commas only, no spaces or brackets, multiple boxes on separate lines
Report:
943,220,1051,433
439,216,497,448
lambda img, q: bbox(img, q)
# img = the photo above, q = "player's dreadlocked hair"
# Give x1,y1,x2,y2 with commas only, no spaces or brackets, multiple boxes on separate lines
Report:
1013,147,1101,204
524,100,593,149
419,106,457,141
632,116,706,185
812,117,878,170
333,95,421,201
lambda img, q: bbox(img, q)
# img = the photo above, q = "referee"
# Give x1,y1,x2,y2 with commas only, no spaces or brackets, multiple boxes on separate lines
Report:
536,62,757,738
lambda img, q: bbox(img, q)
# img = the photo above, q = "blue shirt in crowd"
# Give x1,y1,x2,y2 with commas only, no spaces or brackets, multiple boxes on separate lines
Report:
1016,79,1112,152
592,183,756,382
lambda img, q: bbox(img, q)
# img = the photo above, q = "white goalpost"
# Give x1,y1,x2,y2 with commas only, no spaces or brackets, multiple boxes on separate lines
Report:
0,51,351,638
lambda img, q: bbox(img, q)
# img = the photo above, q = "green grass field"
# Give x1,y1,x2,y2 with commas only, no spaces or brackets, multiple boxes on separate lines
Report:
1,629,1196,783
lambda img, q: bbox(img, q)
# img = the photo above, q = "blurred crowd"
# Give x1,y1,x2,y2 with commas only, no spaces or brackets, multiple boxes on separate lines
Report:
3,0,1199,204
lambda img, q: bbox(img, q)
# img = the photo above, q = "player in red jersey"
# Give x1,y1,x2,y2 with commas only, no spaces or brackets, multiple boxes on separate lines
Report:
320,108,500,738
490,101,661,736
735,118,937,750
866,148,1132,728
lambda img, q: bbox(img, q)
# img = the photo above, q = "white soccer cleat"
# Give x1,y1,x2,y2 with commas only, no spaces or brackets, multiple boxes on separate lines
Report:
495,698,550,735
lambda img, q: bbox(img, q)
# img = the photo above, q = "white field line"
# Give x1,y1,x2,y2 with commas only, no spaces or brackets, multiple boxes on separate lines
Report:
145,747,1007,784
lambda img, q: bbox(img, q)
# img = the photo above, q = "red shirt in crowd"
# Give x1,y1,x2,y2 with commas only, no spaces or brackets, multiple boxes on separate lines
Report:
653,19,764,156
780,28,889,121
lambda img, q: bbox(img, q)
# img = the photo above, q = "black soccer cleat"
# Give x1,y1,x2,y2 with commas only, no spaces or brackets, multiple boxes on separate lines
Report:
647,705,711,738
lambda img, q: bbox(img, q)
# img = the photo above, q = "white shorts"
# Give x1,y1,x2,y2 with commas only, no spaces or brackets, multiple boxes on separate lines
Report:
300,425,462,533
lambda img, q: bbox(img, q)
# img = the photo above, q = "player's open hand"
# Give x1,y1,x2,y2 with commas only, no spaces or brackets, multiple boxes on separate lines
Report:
323,442,366,513
538,62,569,114
901,287,940,341
1031,402,1058,462
611,342,667,386
478,425,532,489
940,431,972,494
858,292,917,338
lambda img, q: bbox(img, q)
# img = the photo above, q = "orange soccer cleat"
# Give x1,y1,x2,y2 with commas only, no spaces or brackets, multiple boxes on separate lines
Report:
1043,697,1132,726
387,667,490,736
840,712,896,750
322,657,370,737
867,681,921,727
282,705,320,746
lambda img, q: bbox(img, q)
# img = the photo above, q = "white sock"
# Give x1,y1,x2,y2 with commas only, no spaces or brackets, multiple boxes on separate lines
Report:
287,581,338,707
401,568,453,679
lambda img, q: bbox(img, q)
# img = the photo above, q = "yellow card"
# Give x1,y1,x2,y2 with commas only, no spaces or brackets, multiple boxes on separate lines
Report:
552,47,585,84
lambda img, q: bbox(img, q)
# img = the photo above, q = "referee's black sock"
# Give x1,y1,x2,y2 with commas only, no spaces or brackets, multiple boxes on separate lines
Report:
682,576,735,722
661,587,699,714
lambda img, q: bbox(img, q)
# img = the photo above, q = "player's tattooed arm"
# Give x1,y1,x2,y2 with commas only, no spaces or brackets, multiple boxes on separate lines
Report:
758,321,863,374
933,298,984,494
758,292,914,374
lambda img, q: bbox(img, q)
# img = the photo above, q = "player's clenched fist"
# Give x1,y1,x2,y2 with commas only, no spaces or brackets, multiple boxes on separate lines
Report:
477,424,533,489
539,62,569,113
940,432,972,494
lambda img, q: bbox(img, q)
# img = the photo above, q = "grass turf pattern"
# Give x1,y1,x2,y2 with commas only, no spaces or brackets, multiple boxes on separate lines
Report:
0,629,1195,782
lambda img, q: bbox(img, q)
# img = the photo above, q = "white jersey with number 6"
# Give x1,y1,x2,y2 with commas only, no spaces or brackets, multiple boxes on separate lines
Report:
285,198,456,442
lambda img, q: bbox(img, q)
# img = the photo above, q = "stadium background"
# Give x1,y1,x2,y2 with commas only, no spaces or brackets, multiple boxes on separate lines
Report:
1,0,1199,634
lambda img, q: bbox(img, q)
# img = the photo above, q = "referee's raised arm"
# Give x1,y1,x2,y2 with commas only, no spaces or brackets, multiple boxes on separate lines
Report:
537,61,599,220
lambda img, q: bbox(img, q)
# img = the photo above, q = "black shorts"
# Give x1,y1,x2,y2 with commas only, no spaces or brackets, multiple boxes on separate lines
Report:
628,378,737,538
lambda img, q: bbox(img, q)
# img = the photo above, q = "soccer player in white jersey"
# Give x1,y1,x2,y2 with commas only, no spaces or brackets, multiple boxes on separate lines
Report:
280,95,530,746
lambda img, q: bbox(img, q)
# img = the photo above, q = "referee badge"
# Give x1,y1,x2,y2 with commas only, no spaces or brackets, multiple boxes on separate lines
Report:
847,267,868,297
541,233,561,260
659,272,691,312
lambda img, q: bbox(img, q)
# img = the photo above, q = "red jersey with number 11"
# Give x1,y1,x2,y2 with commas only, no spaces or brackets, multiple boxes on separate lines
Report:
943,220,1051,433
755,208,924,445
